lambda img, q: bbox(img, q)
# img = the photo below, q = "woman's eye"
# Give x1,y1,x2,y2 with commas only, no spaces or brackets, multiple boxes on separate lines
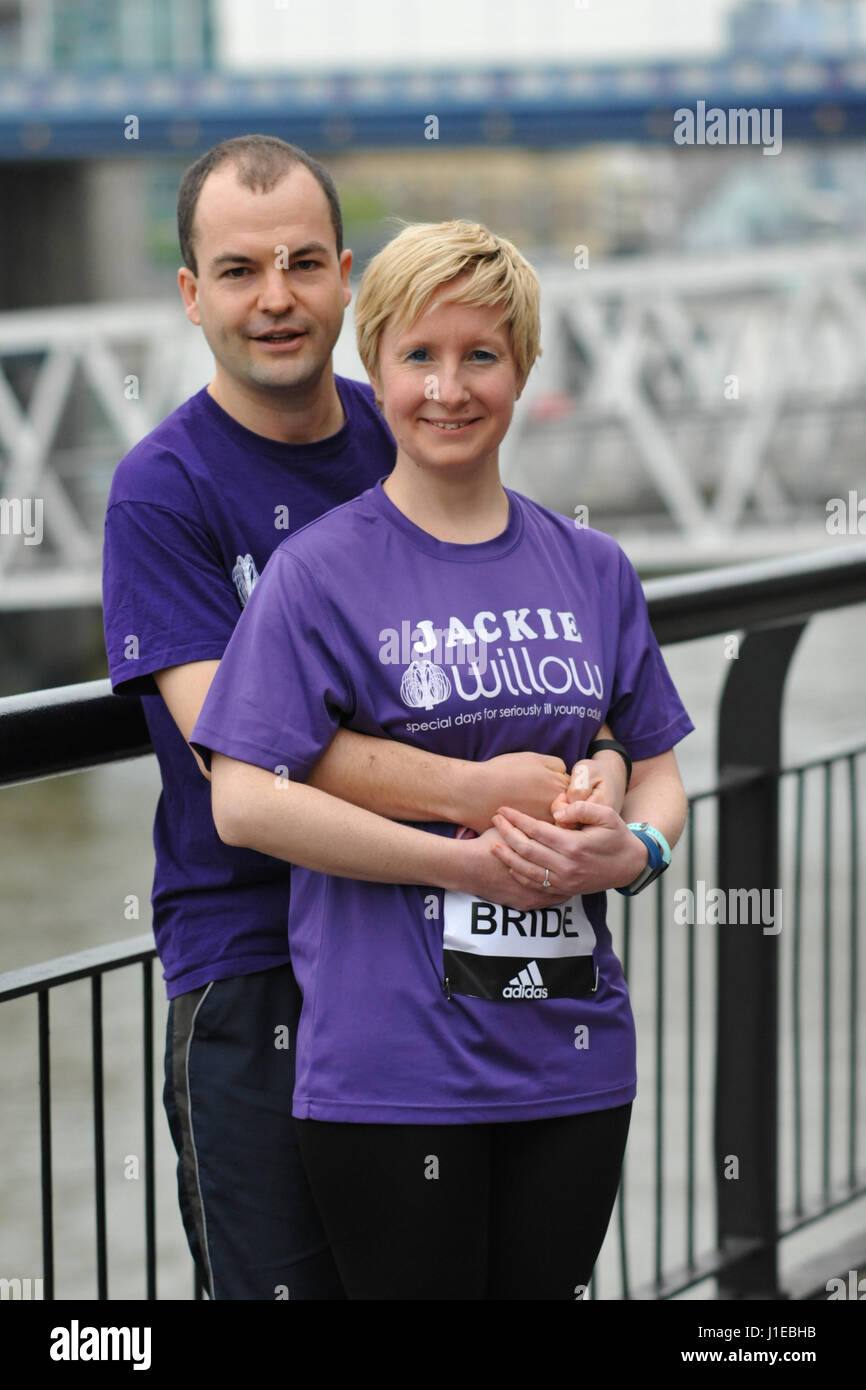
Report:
406,348,429,362
470,350,496,362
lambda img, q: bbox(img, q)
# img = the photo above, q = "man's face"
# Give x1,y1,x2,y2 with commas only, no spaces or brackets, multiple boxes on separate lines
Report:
178,163,351,401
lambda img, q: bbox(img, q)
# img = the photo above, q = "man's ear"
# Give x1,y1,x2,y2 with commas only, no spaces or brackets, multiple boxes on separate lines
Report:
339,248,353,307
178,266,201,326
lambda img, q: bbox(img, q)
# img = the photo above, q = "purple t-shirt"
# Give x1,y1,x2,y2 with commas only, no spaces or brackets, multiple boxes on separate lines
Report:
102,379,395,997
192,482,693,1124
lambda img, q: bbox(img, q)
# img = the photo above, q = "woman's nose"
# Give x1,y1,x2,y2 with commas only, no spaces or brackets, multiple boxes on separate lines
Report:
433,365,471,408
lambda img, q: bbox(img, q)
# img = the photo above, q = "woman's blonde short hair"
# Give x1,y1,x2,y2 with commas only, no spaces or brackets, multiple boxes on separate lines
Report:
354,220,541,391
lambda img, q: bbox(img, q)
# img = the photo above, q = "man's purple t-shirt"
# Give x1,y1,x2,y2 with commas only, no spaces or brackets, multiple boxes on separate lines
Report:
102,378,395,997
192,483,694,1124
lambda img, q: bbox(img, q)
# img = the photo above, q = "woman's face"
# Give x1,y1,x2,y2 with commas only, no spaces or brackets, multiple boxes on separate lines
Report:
372,287,522,478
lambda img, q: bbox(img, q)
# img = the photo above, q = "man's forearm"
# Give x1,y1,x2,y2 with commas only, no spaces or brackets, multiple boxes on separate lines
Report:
308,723,622,829
307,730,471,823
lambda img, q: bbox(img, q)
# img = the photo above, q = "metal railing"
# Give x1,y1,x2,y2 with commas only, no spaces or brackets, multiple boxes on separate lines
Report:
2,542,865,1300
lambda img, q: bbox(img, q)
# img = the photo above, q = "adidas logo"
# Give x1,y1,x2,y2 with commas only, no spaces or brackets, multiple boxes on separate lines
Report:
502,960,548,999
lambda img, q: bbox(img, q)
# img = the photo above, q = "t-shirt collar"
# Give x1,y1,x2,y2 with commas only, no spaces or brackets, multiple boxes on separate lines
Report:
367,478,524,562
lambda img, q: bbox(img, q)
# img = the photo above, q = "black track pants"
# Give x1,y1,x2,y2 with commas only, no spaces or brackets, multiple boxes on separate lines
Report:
164,965,345,1300
295,1102,631,1300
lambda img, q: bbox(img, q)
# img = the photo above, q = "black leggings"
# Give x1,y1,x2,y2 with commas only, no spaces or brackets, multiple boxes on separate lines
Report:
295,1103,631,1300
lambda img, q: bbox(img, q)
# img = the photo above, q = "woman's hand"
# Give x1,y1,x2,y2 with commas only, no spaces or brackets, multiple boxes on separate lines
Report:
550,753,626,823
489,801,648,897
452,826,574,909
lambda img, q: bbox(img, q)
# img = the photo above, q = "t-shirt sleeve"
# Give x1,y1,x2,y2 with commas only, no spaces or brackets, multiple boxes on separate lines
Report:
190,549,354,781
102,500,240,694
605,547,694,760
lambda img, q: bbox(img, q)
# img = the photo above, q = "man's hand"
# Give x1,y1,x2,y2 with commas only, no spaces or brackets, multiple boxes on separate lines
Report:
456,752,570,833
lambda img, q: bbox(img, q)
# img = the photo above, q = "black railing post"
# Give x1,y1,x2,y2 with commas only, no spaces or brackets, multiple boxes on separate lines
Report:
715,621,806,1299
143,959,156,1301
92,975,107,1300
38,989,54,1300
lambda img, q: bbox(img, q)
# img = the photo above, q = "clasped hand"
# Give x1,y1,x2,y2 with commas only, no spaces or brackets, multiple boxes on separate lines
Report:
460,757,647,909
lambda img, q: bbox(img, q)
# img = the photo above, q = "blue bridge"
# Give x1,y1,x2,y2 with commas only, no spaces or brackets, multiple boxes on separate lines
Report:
3,53,866,159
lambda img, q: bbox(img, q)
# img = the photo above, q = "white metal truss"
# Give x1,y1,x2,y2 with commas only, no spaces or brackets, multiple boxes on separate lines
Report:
0,302,211,609
2,243,866,611
500,241,866,566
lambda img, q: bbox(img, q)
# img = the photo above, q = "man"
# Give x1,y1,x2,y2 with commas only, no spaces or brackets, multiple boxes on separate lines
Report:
102,135,626,1300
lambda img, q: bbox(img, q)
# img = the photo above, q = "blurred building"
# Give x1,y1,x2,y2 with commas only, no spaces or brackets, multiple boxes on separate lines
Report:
728,0,865,55
0,0,215,70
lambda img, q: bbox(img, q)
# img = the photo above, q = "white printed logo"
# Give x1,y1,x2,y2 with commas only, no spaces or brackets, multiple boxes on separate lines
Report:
400,659,452,710
388,605,604,719
232,553,260,608
503,961,548,999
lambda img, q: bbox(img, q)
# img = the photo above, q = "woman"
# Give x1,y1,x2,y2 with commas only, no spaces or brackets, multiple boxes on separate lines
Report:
191,221,693,1300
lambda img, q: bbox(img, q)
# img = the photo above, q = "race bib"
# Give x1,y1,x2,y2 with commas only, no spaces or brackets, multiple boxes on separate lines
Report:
442,890,598,1002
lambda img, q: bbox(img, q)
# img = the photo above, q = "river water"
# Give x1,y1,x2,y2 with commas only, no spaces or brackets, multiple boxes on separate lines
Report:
1,603,865,1299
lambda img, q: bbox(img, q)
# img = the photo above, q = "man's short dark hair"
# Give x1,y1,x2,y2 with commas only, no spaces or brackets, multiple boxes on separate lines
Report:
177,134,344,274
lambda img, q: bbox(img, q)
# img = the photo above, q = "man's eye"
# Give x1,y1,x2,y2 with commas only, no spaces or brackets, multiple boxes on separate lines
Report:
224,267,250,278
294,259,319,271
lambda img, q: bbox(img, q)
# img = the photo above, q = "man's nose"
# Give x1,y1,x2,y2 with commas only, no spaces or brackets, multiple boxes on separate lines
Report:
257,268,296,315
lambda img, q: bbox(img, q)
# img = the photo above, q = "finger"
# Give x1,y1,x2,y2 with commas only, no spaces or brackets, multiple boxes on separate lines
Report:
495,802,609,848
492,835,566,888
568,761,593,799
551,801,589,828
491,812,563,870
501,862,571,906
506,864,551,892
550,799,613,829
584,784,615,808
492,841,573,907
491,825,545,874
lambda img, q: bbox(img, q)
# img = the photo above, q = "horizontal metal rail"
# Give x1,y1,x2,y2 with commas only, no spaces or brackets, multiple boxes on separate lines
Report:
0,934,155,1002
2,544,865,788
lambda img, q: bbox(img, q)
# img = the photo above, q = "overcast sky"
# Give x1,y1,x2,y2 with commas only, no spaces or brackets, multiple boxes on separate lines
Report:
217,0,736,70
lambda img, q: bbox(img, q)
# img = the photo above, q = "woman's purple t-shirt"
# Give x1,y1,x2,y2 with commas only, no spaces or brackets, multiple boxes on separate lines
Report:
192,482,693,1123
